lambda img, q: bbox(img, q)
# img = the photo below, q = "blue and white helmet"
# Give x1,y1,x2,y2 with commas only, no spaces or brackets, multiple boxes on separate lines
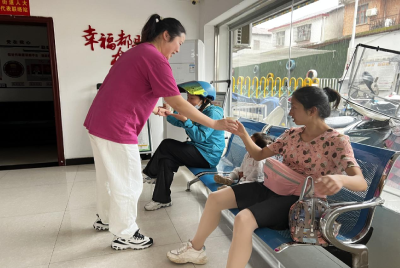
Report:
178,81,216,101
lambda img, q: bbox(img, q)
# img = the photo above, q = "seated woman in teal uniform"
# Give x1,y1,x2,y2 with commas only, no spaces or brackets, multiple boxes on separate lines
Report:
142,81,225,211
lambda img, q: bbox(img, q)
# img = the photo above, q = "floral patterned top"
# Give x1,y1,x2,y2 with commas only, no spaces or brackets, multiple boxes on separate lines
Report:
267,127,360,179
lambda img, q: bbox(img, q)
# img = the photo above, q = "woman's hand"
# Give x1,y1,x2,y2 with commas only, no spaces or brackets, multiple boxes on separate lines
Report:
315,175,344,195
166,111,188,122
162,103,173,112
155,107,169,117
229,121,247,137
213,119,238,132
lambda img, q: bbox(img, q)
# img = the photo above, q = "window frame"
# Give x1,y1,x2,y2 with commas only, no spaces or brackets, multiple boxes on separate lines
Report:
296,23,312,42
356,4,369,25
275,31,285,47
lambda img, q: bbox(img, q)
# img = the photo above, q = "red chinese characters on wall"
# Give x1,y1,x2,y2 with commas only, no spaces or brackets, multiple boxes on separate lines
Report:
0,0,30,16
82,25,141,65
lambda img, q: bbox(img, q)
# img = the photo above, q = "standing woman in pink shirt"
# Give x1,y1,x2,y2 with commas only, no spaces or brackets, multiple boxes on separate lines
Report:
84,14,237,251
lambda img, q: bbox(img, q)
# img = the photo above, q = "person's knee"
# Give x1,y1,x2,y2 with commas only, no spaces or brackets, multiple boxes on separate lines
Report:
159,158,179,173
207,192,225,210
158,139,183,155
158,139,174,151
234,209,258,231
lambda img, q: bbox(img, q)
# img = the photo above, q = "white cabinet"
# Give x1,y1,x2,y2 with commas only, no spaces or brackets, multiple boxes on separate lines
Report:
166,40,205,141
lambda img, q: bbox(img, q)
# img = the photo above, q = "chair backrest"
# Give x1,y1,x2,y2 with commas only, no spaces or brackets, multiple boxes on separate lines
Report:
218,118,266,171
264,106,285,126
267,126,397,239
329,143,396,237
267,125,286,140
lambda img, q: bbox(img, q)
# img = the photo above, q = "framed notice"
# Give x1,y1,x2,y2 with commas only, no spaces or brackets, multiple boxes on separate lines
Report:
138,120,152,153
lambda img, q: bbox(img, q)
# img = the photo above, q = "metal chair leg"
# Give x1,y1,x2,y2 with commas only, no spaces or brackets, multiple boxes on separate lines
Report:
352,247,369,268
186,177,200,192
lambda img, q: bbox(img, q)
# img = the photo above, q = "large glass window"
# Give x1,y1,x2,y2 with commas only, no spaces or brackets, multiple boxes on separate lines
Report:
231,0,347,125
228,0,400,208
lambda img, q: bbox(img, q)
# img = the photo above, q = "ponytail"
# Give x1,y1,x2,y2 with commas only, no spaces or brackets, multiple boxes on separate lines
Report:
136,14,186,45
323,87,341,110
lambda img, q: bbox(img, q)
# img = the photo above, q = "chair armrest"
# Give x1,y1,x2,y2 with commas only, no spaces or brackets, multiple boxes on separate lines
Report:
328,201,365,209
320,197,384,249
194,171,230,179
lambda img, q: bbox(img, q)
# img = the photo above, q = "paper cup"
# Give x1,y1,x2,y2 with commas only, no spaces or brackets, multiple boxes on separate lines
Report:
226,116,238,121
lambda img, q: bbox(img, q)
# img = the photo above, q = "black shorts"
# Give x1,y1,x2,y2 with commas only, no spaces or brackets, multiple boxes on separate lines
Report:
231,182,298,230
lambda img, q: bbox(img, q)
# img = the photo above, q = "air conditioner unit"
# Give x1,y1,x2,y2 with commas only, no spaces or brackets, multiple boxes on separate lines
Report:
366,8,378,17
233,24,252,47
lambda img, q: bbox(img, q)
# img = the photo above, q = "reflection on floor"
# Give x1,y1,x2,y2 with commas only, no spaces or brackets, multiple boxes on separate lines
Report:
0,144,58,166
2,163,399,268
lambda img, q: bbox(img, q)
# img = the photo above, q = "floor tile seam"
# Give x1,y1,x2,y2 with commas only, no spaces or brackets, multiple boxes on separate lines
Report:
165,207,185,243
47,241,187,265
0,170,10,179
65,205,97,211
0,181,74,190
48,168,79,264
172,192,202,203
0,210,66,219
64,205,97,212
49,251,117,265
48,213,69,264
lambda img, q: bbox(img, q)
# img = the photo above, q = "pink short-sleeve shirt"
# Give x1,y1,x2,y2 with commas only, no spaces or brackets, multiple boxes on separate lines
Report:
268,127,360,179
84,43,180,144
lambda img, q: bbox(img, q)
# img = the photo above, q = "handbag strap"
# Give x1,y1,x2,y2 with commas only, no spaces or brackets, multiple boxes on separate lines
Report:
299,176,316,232
299,176,315,200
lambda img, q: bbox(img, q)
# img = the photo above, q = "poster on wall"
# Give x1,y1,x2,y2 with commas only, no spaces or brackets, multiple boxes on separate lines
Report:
0,47,52,88
0,0,30,16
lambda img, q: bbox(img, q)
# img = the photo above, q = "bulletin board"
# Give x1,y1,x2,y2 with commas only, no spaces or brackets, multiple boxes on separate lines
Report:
138,120,152,153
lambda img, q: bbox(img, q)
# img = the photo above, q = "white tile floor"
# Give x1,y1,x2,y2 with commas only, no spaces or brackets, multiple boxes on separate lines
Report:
0,163,262,268
0,163,368,268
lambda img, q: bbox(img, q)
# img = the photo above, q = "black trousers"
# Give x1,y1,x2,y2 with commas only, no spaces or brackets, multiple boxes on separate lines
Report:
142,139,209,203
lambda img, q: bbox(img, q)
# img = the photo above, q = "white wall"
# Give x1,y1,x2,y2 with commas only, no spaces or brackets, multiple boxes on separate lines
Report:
29,0,200,159
199,0,258,83
198,0,244,41
324,8,344,41
354,30,400,51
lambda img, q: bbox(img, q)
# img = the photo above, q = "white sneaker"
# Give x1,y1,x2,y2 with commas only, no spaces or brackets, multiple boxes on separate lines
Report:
144,200,172,211
111,229,153,250
143,176,156,184
93,214,109,231
167,240,208,264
